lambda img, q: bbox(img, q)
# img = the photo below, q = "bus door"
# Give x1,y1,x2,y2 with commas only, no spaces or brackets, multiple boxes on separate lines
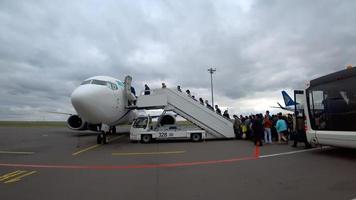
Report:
294,90,306,141
294,90,305,116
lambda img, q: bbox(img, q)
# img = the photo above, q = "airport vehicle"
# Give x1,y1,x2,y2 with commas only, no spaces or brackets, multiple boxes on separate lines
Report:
134,88,235,139
130,114,206,143
68,75,138,143
304,67,356,148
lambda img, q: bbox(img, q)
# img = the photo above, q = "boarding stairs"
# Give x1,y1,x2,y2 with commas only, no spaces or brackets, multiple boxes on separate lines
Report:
134,88,235,139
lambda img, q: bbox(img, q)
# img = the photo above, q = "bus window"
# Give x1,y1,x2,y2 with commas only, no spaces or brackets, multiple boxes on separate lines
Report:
307,76,356,131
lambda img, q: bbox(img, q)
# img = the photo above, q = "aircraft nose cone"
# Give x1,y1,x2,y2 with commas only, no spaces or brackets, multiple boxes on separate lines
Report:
71,86,104,124
70,85,116,124
71,87,90,109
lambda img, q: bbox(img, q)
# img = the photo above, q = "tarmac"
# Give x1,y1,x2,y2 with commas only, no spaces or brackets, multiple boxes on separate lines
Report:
0,126,356,200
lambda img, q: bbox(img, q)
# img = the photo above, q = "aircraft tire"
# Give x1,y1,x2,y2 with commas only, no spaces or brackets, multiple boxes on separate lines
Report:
111,126,116,134
97,134,102,144
103,132,108,144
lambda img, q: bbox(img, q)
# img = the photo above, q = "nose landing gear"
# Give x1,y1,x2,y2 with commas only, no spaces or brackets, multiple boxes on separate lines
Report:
97,124,116,144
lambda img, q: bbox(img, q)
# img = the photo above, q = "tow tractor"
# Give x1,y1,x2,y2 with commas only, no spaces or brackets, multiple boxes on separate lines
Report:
130,114,206,143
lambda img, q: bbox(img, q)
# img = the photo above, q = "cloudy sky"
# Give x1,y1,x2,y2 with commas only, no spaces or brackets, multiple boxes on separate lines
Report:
0,0,355,120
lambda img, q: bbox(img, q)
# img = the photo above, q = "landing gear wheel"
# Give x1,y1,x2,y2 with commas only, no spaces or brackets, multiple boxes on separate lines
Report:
141,134,152,143
111,126,116,134
97,134,102,144
103,132,108,144
191,133,202,142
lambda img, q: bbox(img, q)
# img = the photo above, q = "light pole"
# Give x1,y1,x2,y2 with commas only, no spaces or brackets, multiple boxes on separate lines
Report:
208,67,216,107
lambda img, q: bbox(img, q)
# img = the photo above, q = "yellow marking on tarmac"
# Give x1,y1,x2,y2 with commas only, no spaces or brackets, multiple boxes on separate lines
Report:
4,171,37,184
0,151,34,155
0,170,26,181
0,170,37,184
72,135,124,156
112,150,186,156
72,144,101,156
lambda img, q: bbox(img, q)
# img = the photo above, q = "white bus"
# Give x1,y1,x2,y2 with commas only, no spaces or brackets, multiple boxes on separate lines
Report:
304,67,356,148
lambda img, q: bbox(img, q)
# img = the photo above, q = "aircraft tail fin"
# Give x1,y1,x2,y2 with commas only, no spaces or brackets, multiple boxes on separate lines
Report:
281,91,296,107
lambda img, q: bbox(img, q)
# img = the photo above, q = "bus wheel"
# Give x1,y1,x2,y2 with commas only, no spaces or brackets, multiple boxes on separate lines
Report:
191,133,202,142
141,134,152,143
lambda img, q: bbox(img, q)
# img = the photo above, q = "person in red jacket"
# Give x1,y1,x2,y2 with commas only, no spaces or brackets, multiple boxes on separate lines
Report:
263,115,273,144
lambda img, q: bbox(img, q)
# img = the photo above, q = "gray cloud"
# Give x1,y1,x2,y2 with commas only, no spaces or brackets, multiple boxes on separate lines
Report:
1,0,356,120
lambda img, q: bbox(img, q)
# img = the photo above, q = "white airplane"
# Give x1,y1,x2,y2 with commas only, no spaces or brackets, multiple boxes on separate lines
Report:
271,90,302,112
67,75,138,144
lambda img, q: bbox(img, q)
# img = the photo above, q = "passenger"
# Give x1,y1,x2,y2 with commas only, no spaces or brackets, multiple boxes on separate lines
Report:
241,118,248,139
130,86,136,96
265,110,271,119
199,98,204,105
177,85,182,92
205,100,214,111
223,110,230,119
186,89,191,97
215,105,222,115
275,113,288,143
263,114,273,144
130,86,137,105
233,115,242,139
287,114,293,135
243,116,251,139
191,95,197,101
144,84,150,95
161,83,167,88
271,114,278,141
252,114,264,146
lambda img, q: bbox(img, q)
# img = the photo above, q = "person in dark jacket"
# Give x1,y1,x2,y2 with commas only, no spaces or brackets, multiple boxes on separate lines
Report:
252,114,264,146
144,84,150,95
205,100,214,111
199,98,204,105
215,105,222,115
223,110,230,119
186,89,191,97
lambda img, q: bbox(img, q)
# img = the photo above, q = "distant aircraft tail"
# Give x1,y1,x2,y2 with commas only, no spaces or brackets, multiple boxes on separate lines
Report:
281,91,297,107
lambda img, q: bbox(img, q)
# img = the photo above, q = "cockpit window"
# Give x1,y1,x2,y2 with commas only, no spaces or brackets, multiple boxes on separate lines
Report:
111,83,118,90
81,79,118,90
91,79,107,86
117,81,124,88
80,80,92,85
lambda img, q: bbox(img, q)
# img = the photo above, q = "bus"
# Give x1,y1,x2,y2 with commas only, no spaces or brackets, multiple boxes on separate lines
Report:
304,66,356,148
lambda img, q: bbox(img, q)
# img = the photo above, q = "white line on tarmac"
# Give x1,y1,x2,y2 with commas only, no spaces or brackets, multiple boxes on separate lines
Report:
259,147,330,158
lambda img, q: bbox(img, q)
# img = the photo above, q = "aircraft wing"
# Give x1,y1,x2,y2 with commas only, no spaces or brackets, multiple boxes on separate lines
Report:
41,111,73,116
270,102,295,112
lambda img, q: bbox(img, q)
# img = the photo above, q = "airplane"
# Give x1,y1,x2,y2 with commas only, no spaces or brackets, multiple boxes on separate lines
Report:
271,90,300,112
67,75,139,144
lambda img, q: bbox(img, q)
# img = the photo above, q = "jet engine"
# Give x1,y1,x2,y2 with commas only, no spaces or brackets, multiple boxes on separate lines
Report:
67,115,87,130
158,114,176,126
